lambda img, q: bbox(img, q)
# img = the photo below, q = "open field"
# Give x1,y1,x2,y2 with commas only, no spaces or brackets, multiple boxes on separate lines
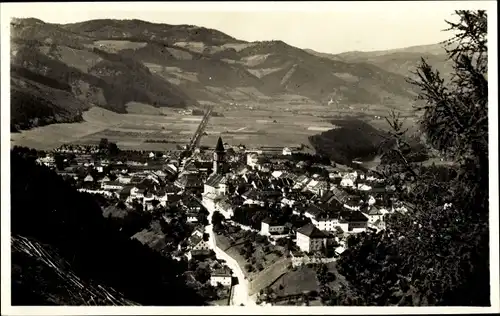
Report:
269,265,319,297
11,100,418,151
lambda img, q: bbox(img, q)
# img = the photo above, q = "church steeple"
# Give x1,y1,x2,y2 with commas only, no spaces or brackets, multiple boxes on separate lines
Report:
213,136,226,174
215,136,225,152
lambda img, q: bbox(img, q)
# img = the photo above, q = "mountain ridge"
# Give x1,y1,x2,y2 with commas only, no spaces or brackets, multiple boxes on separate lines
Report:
10,17,439,131
305,42,454,79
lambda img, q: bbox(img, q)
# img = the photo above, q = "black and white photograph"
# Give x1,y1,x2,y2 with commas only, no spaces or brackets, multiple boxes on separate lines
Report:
1,1,498,314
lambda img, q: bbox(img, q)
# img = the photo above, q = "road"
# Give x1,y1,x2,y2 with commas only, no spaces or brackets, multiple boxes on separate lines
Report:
202,198,257,306
187,105,213,153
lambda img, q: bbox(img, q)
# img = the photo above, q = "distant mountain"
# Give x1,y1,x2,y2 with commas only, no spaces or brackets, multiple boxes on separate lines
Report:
305,43,454,79
11,18,431,131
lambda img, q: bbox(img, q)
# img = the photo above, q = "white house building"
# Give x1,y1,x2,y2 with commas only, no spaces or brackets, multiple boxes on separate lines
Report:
246,153,259,168
102,181,124,191
210,268,233,287
215,199,234,219
362,206,384,224
296,223,334,253
282,147,293,156
204,173,228,196
260,218,286,236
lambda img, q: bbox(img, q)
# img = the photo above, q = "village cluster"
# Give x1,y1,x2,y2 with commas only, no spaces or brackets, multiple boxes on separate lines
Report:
36,137,409,304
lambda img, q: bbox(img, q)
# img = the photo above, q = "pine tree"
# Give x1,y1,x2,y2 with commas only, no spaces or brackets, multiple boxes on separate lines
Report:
332,10,490,306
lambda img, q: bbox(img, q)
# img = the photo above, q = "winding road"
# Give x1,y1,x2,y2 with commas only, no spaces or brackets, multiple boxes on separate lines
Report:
202,198,257,306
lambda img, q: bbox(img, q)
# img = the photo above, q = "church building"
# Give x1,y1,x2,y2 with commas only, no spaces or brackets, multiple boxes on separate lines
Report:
204,137,229,197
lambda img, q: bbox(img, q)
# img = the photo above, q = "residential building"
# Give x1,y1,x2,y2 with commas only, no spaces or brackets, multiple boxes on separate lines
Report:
246,153,259,168
187,212,198,223
362,206,384,224
204,173,228,196
340,210,369,232
185,233,212,260
282,147,293,156
215,199,234,219
210,267,233,287
260,217,286,236
296,223,334,253
102,181,124,191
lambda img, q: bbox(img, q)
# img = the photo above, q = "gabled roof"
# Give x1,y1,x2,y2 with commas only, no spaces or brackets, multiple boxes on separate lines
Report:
176,173,203,188
262,217,285,226
297,223,328,239
205,173,225,187
368,207,383,215
305,204,325,217
340,210,368,222
319,191,336,204
188,234,205,247
211,266,232,277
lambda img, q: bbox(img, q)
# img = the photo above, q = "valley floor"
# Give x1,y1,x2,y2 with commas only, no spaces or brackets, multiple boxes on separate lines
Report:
10,102,413,152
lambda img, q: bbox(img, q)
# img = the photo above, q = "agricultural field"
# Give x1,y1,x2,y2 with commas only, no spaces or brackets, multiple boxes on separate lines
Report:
11,99,415,152
11,104,200,151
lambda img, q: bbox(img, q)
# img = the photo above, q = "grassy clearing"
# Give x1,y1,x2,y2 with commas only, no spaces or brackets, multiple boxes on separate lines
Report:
268,265,319,297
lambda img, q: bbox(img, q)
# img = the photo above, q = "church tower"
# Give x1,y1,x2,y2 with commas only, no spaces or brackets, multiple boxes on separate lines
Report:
213,136,226,174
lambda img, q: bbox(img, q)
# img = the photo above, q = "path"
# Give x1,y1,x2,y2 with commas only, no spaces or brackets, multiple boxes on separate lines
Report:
202,198,257,306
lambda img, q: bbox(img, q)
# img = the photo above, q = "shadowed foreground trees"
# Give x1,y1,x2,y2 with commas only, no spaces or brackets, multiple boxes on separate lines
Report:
10,151,206,306
328,10,490,306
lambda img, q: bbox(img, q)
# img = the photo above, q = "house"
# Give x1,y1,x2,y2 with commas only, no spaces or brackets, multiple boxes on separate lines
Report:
305,204,345,232
204,173,227,196
296,223,335,253
340,210,369,232
304,204,324,220
181,196,203,213
340,177,356,188
246,153,259,168
102,181,124,191
357,182,372,191
84,174,94,182
342,196,363,211
210,267,233,287
117,175,132,184
292,175,311,190
174,173,204,192
241,189,263,206
185,233,212,260
215,199,234,219
362,206,384,224
282,147,293,156
260,217,287,236
99,176,111,184
280,197,296,208
130,186,146,199
334,246,346,256
187,212,199,223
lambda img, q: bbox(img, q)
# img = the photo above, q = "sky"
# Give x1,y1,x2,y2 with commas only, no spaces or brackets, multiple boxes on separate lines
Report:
1,1,495,54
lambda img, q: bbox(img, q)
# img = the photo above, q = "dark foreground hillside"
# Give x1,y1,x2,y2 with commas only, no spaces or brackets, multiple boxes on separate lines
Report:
10,151,206,306
309,119,388,165
309,118,428,166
